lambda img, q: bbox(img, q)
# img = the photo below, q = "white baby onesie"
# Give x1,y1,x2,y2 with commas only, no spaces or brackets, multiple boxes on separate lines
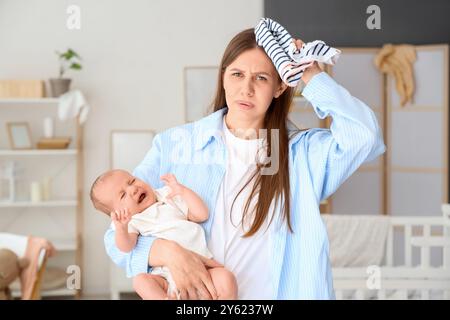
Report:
132,186,212,295
126,185,213,297
128,186,212,258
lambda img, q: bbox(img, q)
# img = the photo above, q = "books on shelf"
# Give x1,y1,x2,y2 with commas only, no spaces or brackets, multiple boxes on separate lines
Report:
36,137,71,149
0,80,46,98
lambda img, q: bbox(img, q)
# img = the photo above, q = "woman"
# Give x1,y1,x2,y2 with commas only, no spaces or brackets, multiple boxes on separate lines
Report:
104,28,385,299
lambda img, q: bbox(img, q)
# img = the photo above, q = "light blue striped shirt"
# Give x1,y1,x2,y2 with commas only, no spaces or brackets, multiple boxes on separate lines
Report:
104,71,386,299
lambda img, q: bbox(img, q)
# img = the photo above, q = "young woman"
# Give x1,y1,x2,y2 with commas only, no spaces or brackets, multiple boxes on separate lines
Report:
104,28,385,300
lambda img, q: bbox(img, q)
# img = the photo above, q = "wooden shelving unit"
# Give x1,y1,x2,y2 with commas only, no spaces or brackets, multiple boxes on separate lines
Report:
0,97,83,299
0,149,77,156
0,200,77,208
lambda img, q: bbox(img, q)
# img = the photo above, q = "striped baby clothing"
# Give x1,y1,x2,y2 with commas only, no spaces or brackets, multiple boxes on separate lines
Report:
254,17,341,87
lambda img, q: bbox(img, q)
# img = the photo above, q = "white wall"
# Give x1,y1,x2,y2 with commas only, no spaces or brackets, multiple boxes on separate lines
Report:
0,0,263,295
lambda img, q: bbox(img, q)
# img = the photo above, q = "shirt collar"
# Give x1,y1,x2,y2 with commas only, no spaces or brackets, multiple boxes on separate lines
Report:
193,106,306,151
193,107,228,151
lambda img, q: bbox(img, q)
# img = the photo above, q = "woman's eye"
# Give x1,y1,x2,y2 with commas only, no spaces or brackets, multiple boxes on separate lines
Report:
231,72,242,77
256,75,267,81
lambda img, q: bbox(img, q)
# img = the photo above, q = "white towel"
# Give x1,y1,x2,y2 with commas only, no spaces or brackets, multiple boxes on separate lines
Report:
254,17,341,87
58,89,90,124
321,214,390,268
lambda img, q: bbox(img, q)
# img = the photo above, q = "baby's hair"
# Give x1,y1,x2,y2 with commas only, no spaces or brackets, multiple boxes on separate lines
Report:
90,170,119,215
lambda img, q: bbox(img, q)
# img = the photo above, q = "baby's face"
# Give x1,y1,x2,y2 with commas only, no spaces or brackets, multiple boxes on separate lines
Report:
97,170,156,215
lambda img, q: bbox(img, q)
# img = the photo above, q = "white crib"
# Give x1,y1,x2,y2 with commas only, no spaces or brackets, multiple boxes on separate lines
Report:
332,206,450,300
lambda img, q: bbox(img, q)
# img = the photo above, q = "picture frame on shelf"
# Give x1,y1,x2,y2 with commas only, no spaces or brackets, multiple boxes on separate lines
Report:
6,122,32,150
183,66,218,123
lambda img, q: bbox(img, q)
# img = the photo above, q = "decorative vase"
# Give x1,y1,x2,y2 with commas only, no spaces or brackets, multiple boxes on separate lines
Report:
49,78,71,97
30,181,42,202
43,117,54,138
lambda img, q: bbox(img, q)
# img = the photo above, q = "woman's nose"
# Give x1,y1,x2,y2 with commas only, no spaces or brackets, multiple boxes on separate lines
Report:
242,78,254,97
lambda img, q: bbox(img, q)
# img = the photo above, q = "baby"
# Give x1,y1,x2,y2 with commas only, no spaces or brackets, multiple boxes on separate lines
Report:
90,169,237,300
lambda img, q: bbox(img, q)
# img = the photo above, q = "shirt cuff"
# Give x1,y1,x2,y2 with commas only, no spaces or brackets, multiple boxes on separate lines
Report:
126,235,156,278
302,71,336,101
301,71,338,119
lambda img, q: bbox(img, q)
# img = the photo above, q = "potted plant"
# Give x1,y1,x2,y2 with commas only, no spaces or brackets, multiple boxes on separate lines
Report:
49,48,82,97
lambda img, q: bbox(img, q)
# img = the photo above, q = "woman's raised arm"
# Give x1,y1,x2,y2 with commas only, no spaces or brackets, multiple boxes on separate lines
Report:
298,69,386,202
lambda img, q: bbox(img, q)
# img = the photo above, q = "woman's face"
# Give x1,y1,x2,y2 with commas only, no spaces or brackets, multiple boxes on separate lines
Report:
223,47,287,127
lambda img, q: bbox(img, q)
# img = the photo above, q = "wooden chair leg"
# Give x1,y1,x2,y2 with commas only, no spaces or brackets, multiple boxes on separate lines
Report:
30,255,48,300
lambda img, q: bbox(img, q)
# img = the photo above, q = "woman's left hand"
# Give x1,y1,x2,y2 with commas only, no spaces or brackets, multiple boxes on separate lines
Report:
294,39,304,51
293,38,322,84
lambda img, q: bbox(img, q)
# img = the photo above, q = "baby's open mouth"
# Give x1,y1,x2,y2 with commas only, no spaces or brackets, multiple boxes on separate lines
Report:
138,192,146,204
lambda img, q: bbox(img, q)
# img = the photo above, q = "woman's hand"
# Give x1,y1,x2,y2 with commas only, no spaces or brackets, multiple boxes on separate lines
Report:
168,243,222,300
293,38,322,85
155,240,223,300
294,39,304,51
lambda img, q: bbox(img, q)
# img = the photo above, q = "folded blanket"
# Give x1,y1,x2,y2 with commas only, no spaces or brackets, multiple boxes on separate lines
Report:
254,17,341,87
321,214,390,268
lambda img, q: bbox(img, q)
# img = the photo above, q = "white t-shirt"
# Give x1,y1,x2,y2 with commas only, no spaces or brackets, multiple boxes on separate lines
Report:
208,116,275,299
113,186,213,259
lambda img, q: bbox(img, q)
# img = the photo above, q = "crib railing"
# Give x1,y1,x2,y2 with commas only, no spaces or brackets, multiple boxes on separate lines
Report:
333,209,450,300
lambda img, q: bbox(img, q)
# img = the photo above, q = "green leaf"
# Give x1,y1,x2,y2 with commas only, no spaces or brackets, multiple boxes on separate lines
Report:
68,48,81,60
55,48,82,62
70,63,82,70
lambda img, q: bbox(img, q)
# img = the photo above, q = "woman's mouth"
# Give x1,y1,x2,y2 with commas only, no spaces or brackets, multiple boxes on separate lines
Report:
236,100,255,110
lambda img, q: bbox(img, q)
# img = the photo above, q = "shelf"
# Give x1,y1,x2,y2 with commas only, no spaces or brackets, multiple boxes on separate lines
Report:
0,200,77,208
53,238,77,251
41,288,77,297
1,92,84,297
12,288,77,298
0,98,59,104
0,149,77,156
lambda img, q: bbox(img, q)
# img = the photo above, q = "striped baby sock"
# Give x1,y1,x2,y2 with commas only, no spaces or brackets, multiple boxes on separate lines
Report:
254,17,341,87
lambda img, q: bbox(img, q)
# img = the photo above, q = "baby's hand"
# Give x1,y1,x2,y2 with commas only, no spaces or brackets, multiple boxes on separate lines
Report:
111,208,131,228
160,173,185,199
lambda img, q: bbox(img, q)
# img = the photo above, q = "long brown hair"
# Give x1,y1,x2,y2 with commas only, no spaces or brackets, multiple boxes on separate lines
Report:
211,28,297,237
